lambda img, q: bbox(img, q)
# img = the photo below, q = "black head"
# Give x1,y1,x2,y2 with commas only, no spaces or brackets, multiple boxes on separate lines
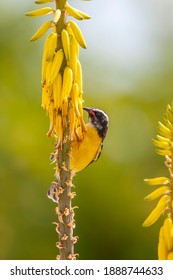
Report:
83,107,109,139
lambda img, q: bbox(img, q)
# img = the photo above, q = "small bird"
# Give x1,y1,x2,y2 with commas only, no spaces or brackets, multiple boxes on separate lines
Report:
70,107,109,172
48,107,109,201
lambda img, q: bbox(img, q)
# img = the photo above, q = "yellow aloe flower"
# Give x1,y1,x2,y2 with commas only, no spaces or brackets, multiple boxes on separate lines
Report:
143,103,173,260
26,0,91,145
25,7,54,17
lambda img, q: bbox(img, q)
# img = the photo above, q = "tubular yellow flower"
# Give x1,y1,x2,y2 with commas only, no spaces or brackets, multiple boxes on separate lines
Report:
41,86,50,109
65,2,84,20
42,58,48,86
69,35,78,77
44,32,57,61
53,9,61,24
157,121,172,138
75,60,83,95
143,195,171,227
25,7,54,17
47,100,56,136
53,73,62,110
30,20,53,41
42,32,57,84
45,60,53,86
144,103,173,259
158,217,173,260
68,20,87,49
144,186,171,201
70,83,80,117
158,226,168,260
167,251,173,260
49,49,64,84
64,2,91,21
62,99,68,126
61,66,73,101
78,99,85,129
61,29,70,61
156,149,172,157
55,114,63,147
163,217,173,252
144,177,170,186
75,10,91,20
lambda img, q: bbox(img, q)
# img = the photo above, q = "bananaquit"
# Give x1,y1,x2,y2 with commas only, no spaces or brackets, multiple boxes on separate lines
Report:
48,107,109,201
70,107,109,172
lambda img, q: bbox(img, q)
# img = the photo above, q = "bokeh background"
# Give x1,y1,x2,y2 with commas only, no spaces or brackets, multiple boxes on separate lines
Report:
1,0,173,260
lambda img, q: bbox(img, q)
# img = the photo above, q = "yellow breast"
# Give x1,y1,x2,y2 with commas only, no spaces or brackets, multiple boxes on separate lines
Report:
70,123,102,173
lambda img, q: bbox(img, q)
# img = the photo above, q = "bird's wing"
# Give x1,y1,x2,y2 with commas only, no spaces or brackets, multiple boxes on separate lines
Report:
88,142,103,166
93,142,103,161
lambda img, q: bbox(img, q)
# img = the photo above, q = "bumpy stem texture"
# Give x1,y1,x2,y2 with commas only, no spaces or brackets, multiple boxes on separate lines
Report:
57,136,75,259
55,0,74,260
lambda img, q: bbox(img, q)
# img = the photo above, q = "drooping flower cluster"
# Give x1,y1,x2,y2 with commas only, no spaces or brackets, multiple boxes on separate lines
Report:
26,0,91,147
143,104,173,260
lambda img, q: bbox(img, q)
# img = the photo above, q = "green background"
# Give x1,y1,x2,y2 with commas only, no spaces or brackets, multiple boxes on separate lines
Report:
1,0,173,259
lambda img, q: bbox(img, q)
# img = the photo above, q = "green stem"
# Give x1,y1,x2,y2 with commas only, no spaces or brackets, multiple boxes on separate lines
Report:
56,0,66,10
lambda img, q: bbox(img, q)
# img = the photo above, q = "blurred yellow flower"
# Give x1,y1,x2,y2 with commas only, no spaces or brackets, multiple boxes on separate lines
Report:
143,103,173,260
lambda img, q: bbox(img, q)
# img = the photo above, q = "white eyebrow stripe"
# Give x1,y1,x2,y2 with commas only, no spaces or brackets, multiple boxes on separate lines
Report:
92,108,109,123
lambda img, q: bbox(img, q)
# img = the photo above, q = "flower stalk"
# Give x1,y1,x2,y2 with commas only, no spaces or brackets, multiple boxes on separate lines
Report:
143,104,173,260
26,0,91,259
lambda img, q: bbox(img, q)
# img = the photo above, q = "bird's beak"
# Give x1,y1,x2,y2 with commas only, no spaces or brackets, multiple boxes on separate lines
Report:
83,107,91,112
